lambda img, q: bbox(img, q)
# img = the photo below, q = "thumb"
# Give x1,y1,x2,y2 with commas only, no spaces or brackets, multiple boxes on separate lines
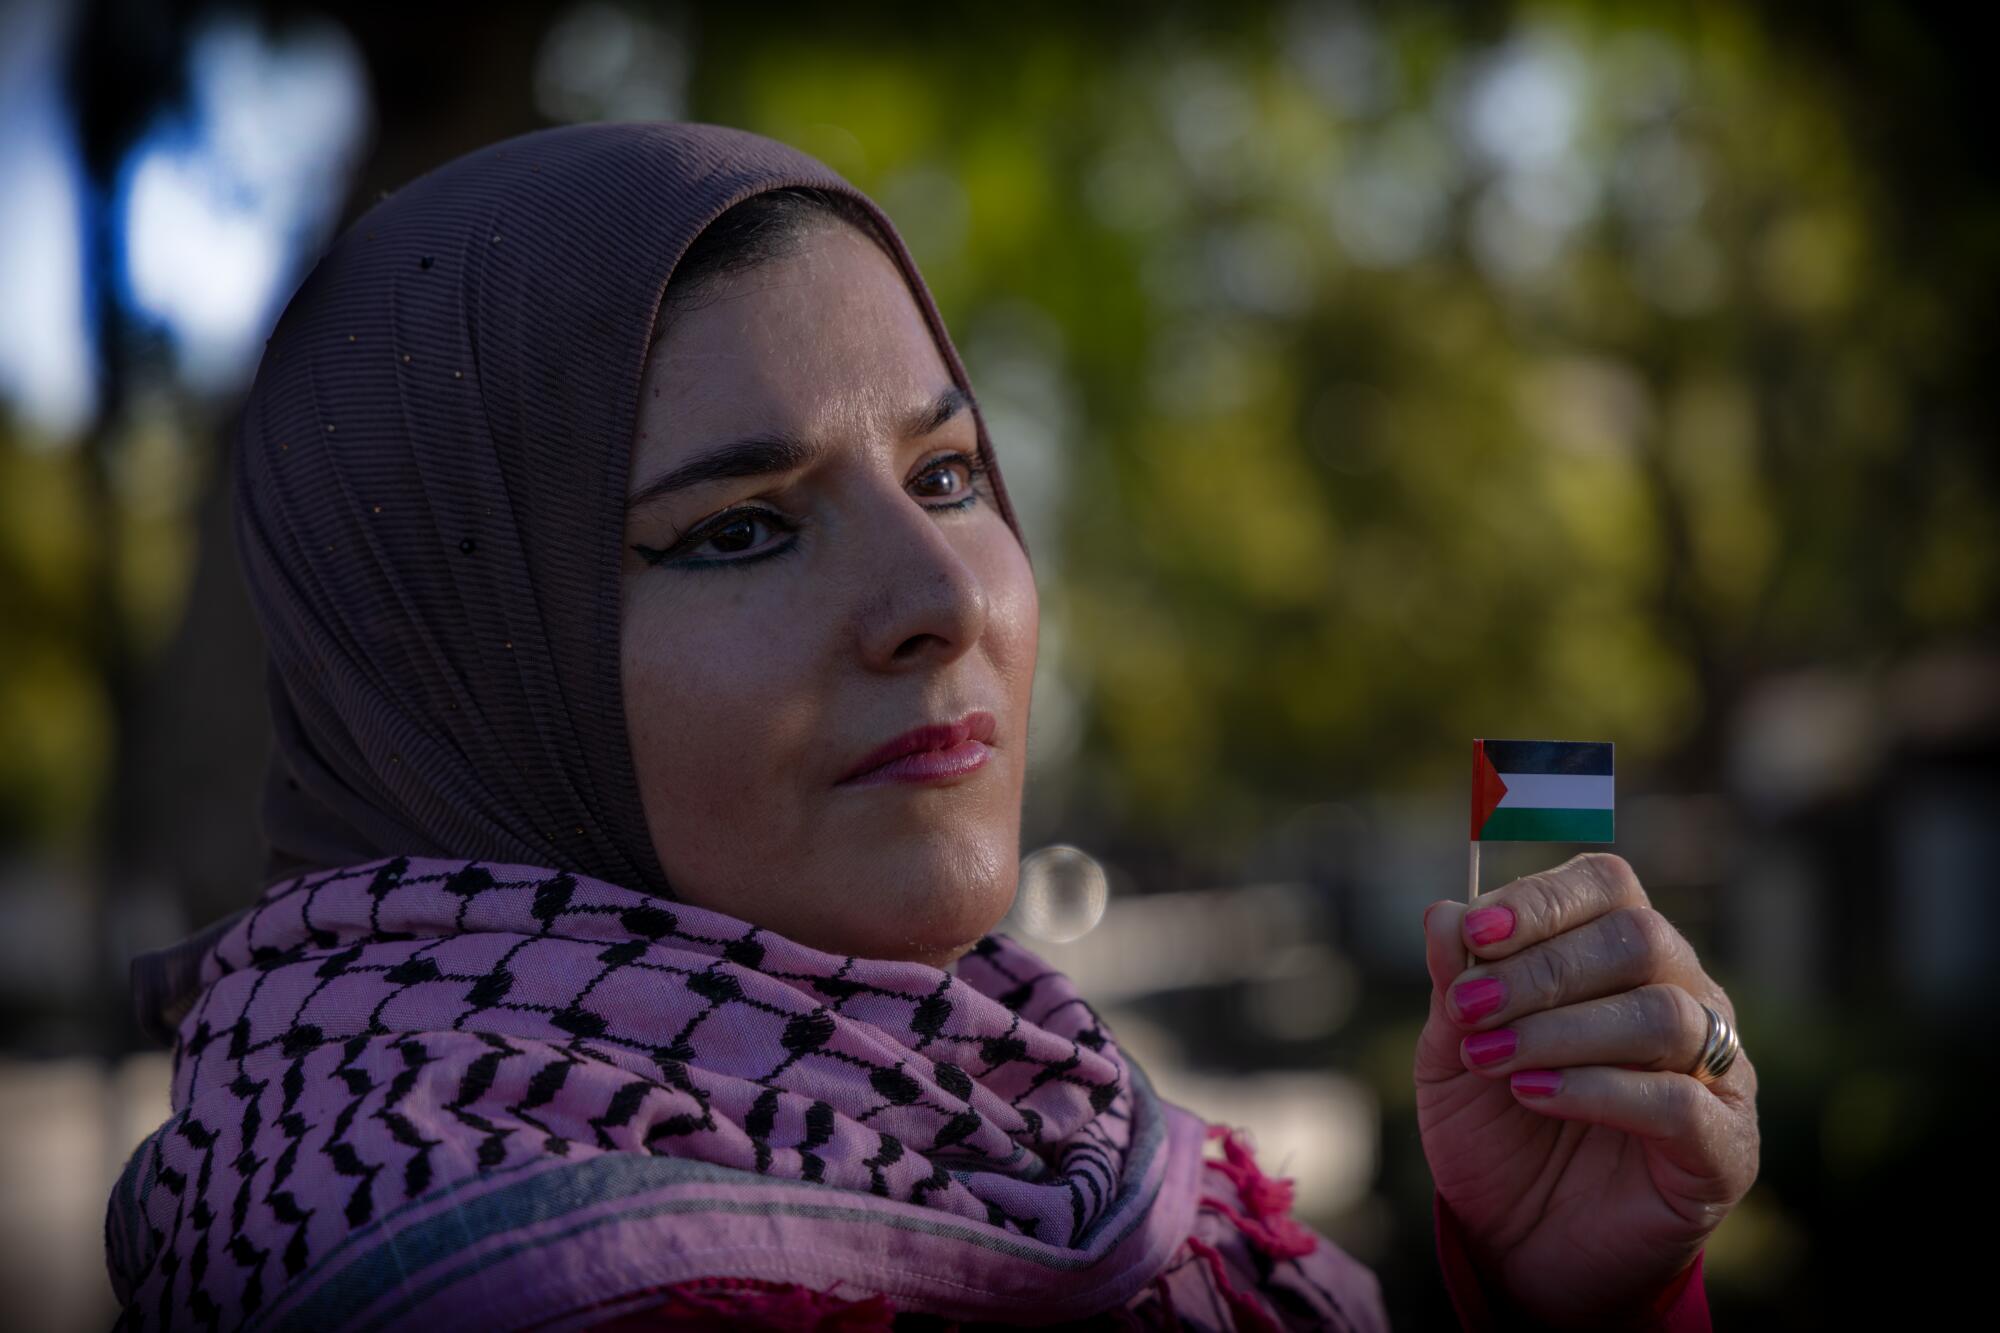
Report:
1423,899,1472,994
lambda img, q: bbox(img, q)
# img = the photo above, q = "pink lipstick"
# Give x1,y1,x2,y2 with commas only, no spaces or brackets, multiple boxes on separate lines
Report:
838,710,996,787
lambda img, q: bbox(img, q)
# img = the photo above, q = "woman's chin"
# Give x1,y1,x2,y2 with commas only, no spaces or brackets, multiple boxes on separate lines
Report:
812,872,1014,968
659,818,1018,963
846,901,1011,966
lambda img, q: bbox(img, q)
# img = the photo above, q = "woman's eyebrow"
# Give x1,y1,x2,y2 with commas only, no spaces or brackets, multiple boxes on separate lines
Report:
626,384,971,511
907,383,972,437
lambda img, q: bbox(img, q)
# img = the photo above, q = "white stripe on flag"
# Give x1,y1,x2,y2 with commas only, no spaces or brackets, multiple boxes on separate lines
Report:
1495,773,1615,811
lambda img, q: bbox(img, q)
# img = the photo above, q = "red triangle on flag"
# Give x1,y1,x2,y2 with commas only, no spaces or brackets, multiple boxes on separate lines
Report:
1471,740,1509,840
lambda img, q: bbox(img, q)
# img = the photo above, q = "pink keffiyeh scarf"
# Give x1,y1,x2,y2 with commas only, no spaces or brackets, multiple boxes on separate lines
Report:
107,856,1219,1330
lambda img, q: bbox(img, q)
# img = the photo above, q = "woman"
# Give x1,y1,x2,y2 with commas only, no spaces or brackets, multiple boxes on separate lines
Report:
108,122,1756,1330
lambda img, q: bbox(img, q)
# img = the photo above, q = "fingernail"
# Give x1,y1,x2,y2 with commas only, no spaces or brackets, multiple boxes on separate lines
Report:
1464,1028,1517,1066
1510,1069,1562,1098
1464,905,1515,947
1448,977,1506,1023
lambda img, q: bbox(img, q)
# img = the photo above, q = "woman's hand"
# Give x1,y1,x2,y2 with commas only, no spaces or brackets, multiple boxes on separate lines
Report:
1414,853,1759,1328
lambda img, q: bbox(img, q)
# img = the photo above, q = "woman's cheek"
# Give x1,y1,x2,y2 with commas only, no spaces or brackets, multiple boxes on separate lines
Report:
988,549,1040,743
621,610,704,795
637,624,794,781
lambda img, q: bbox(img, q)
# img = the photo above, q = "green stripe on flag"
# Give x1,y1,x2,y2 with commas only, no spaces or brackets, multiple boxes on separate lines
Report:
1479,808,1614,842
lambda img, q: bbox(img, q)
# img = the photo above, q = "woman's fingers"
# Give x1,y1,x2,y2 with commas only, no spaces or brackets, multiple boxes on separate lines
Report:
1457,983,1710,1078
1497,1064,1752,1190
1455,853,1649,964
1426,853,1736,1062
1423,899,1470,993
1443,904,1714,1029
1425,853,1646,993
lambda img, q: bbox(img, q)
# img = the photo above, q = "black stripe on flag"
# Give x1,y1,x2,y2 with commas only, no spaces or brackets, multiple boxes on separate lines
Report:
1483,740,1613,776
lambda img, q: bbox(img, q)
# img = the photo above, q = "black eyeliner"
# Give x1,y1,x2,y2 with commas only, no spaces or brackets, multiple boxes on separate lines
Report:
634,451,990,573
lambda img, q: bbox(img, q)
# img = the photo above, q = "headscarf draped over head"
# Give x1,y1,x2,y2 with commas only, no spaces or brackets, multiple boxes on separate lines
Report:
235,120,1027,895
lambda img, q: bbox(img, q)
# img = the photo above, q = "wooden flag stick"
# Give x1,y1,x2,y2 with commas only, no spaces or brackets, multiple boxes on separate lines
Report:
1464,841,1480,973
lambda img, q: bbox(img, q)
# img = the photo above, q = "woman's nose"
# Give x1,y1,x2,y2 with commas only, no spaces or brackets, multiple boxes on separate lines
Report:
849,482,990,669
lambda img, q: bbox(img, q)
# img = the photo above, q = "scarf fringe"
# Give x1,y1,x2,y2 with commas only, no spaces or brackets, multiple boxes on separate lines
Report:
1184,1236,1285,1333
1199,1123,1320,1261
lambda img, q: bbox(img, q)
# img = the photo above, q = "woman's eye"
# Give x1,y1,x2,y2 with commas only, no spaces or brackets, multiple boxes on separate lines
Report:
916,452,989,503
696,510,779,556
635,453,988,571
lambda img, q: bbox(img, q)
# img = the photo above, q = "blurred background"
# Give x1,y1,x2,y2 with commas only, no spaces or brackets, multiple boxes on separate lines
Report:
2,0,1992,1326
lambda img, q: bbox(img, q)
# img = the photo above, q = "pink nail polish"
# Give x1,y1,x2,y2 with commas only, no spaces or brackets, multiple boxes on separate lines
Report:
1511,1070,1562,1098
1464,905,1515,947
1448,977,1505,1023
1463,1029,1517,1066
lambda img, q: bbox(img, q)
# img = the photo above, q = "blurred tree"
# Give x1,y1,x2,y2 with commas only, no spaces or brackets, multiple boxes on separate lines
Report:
7,0,1995,986
683,2,1997,856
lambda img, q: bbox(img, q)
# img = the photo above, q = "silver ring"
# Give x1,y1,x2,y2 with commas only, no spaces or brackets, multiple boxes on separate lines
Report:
1689,1002,1740,1085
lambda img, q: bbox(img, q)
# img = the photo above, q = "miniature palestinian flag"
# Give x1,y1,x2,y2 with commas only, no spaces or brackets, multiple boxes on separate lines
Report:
1471,739,1614,842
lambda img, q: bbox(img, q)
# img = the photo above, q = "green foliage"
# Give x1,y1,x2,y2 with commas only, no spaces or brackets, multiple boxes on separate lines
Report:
5,2,1993,855
688,3,1997,834
0,426,112,846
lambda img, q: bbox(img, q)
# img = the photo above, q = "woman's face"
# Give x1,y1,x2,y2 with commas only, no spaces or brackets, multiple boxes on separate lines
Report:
620,219,1038,968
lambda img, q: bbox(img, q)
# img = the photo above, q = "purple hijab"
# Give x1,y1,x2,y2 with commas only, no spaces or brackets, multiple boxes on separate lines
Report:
233,120,1026,892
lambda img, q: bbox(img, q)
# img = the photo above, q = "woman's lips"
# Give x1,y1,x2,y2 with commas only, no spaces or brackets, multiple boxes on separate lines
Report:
838,710,996,786
839,737,992,787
